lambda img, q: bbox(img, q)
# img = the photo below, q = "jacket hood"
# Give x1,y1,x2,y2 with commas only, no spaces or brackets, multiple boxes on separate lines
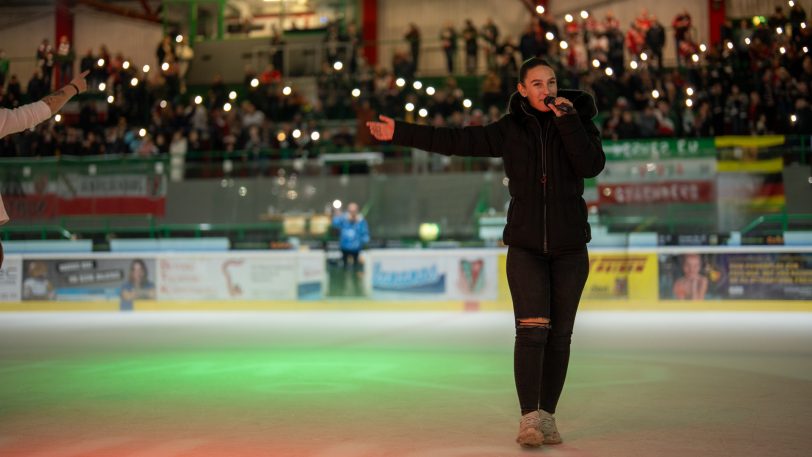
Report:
507,89,598,120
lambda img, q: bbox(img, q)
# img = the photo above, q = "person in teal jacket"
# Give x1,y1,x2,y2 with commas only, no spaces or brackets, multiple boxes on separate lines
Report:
332,202,370,270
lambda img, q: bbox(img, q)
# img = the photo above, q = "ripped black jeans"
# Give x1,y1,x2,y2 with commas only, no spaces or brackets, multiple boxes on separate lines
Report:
506,245,590,415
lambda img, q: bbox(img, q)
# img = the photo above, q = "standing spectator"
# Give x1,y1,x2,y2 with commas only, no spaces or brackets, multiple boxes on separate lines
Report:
405,23,421,74
344,22,362,74
440,22,458,74
606,20,625,74
586,18,608,67
26,70,47,102
209,74,227,109
733,19,754,55
768,6,788,32
789,3,807,44
616,110,640,138
270,25,285,74
244,125,268,176
481,18,500,71
519,23,536,62
672,9,692,67
601,106,623,139
724,84,749,134
175,35,194,92
36,39,54,90
259,63,282,85
136,133,158,156
634,8,652,34
563,23,588,74
5,75,22,107
241,100,265,129
625,23,645,60
162,56,180,102
55,35,74,88
156,36,175,68
603,11,620,32
353,98,376,147
332,202,370,272
392,50,414,80
0,49,9,88
747,90,767,133
169,129,187,160
539,11,560,45
637,105,659,137
480,70,502,111
79,49,95,84
97,45,111,83
463,19,479,75
654,100,677,136
497,41,519,101
645,16,666,74
323,22,341,64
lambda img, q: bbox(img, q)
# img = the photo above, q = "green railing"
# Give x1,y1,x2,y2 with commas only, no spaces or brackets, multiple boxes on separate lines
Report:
0,218,288,242
740,211,812,236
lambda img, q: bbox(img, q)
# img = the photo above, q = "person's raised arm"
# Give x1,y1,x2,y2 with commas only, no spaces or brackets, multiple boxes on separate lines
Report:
366,114,506,158
0,70,88,139
40,70,88,115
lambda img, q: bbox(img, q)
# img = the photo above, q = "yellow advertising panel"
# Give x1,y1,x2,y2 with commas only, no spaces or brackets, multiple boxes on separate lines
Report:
582,253,658,301
495,252,658,305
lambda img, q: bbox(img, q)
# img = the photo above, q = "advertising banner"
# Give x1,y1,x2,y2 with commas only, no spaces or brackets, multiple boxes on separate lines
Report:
582,253,658,301
0,256,23,302
4,173,166,219
599,181,714,204
603,138,716,161
297,253,327,300
599,158,716,184
659,252,812,300
157,256,300,300
20,258,157,306
367,250,498,300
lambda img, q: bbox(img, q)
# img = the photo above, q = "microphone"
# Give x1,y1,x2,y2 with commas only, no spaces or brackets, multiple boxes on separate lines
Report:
544,96,574,114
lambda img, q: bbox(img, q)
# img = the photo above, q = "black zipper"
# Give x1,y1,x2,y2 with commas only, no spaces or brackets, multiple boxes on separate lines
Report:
522,101,549,254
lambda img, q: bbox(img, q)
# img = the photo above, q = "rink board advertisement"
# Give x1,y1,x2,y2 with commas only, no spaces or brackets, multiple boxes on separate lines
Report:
20,257,157,302
2,249,811,309
156,253,325,301
582,253,658,301
0,256,23,302
659,252,812,300
366,250,498,300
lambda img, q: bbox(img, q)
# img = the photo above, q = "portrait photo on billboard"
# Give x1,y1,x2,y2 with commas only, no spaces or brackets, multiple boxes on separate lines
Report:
658,253,725,300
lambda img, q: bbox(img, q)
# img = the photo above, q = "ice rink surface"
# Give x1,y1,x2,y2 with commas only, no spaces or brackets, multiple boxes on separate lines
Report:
1,310,811,456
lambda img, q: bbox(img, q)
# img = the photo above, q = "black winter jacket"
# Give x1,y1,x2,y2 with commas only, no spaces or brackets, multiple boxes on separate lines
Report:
392,89,605,253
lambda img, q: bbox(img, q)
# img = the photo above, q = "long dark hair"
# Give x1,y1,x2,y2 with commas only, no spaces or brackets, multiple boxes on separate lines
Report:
129,259,149,284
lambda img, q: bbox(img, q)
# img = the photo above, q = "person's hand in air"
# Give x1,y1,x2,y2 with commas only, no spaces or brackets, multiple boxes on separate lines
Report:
366,115,395,141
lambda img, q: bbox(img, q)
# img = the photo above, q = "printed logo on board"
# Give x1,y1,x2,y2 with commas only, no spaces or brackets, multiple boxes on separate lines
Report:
372,263,445,293
590,257,648,273
457,258,485,294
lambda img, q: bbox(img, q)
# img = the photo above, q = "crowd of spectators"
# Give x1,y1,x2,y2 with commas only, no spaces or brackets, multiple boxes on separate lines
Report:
0,3,810,173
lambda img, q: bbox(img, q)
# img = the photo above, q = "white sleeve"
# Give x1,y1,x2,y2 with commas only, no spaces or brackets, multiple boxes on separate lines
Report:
0,193,8,225
0,101,52,139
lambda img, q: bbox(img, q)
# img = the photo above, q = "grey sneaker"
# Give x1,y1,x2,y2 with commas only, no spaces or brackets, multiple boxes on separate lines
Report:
516,411,544,448
539,409,562,444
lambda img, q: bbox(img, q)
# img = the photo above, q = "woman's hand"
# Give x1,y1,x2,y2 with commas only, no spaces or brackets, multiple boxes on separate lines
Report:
70,70,89,94
366,115,395,141
548,97,574,117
